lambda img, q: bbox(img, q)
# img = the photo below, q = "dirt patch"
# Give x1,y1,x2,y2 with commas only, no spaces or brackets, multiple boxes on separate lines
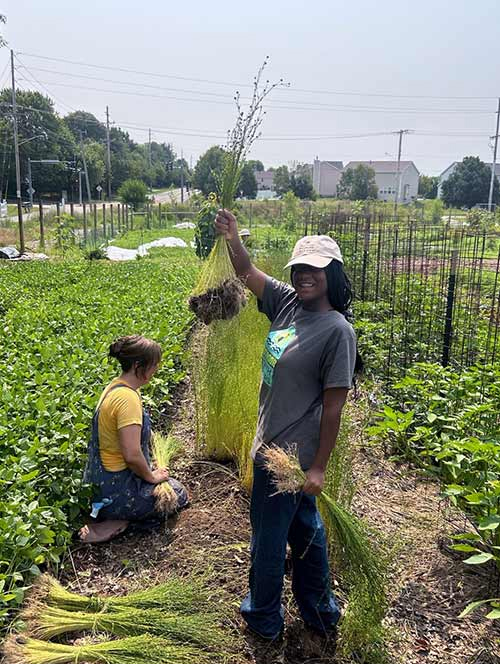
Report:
352,403,500,664
60,379,500,664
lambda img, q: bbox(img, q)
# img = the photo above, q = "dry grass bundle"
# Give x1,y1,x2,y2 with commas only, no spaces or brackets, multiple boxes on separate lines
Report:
3,634,211,664
262,446,385,596
22,604,230,649
151,433,183,513
189,59,285,325
32,573,214,615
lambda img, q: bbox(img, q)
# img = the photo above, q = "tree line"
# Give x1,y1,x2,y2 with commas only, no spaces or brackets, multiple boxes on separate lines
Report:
0,89,190,201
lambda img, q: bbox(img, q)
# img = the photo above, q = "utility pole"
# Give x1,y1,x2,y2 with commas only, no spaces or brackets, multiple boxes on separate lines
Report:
10,49,24,253
79,131,92,203
27,158,33,208
148,128,152,192
180,149,184,203
488,97,500,212
106,105,112,200
393,129,411,214
78,169,83,206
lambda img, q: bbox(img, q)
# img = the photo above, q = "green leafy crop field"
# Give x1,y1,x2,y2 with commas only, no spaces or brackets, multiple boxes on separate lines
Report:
0,256,198,622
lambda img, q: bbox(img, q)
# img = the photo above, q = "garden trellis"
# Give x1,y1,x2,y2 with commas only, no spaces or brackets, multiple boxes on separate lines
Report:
302,209,500,380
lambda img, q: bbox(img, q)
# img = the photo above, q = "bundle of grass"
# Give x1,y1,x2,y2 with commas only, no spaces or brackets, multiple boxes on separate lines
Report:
151,433,183,513
23,605,231,650
33,573,214,615
189,58,286,325
262,446,385,597
4,634,212,664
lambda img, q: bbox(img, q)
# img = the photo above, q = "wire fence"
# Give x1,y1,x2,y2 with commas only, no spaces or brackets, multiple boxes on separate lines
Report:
303,210,500,379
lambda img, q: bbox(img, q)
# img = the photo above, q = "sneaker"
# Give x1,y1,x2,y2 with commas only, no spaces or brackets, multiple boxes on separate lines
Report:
301,625,337,660
243,626,285,664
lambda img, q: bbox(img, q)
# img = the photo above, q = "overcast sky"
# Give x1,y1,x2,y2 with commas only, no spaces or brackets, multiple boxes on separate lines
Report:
1,0,499,175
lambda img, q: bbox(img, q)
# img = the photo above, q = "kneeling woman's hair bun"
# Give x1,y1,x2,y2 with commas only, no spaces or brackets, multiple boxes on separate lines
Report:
108,335,162,377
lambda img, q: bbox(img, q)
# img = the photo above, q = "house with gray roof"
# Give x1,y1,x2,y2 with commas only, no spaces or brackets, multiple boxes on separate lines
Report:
312,159,419,201
312,159,344,197
437,162,500,199
343,160,419,203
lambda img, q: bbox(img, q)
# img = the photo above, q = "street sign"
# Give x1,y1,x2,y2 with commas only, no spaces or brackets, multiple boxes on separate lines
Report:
27,187,35,195
96,185,103,192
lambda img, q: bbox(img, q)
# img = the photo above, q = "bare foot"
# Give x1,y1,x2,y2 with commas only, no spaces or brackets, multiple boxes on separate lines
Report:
79,520,129,543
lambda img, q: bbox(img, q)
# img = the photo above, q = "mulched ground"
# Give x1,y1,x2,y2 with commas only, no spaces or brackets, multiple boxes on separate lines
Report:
61,378,500,664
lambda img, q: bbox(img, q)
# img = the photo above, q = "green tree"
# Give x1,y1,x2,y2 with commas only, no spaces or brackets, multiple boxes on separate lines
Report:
247,159,264,172
83,140,106,192
291,172,315,200
239,162,258,198
0,89,77,198
193,146,225,196
117,178,148,210
64,111,106,142
274,165,291,196
441,156,499,208
418,174,439,199
338,165,378,200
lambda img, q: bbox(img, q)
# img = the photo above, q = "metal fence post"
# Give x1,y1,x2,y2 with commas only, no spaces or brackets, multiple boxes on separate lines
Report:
102,204,107,238
442,248,459,367
38,201,45,249
83,203,87,244
93,204,98,241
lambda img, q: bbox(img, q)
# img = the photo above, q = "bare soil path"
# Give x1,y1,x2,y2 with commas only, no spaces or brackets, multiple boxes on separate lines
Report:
61,379,500,664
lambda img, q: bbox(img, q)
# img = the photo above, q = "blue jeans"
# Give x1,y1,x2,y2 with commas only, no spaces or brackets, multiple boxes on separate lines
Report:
240,460,340,639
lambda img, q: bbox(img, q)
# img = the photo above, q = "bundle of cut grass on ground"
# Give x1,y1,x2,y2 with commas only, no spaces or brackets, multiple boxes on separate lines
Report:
33,573,214,615
3,634,213,664
189,57,286,325
23,604,231,650
262,446,385,597
151,433,183,513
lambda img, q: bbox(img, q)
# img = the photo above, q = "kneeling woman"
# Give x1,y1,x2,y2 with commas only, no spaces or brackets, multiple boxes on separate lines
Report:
80,335,188,543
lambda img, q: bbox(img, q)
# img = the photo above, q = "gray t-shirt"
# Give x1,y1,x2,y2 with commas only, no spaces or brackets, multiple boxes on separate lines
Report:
252,277,357,470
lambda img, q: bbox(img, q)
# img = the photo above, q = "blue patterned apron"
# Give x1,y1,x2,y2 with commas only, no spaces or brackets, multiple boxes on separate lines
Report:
83,383,187,522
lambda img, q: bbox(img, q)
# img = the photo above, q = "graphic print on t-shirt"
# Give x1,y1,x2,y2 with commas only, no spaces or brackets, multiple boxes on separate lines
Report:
262,325,297,387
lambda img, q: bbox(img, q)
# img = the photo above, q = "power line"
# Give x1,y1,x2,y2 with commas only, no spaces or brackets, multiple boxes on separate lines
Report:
18,51,497,101
1,102,492,143
15,78,496,115
14,54,78,114
17,65,497,115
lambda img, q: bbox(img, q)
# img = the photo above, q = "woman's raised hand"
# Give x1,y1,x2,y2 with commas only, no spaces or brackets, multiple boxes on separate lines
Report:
151,467,169,484
215,209,239,242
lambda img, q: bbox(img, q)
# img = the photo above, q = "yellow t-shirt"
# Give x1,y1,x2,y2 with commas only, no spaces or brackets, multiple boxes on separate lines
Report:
97,378,143,472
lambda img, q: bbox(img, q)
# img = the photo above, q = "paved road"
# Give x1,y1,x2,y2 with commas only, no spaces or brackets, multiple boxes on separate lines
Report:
4,189,192,222
152,187,192,204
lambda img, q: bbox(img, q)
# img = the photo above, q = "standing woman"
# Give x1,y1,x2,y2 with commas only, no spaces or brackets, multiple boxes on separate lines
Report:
80,335,188,543
215,210,357,648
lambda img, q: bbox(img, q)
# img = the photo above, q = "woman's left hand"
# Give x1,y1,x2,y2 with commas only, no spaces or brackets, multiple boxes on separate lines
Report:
302,467,325,496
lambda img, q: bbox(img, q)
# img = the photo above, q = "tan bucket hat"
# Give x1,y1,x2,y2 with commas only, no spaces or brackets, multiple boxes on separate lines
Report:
285,235,343,269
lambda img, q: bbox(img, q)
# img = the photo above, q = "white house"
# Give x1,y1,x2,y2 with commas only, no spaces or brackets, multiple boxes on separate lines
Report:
254,169,274,191
437,162,500,199
312,159,344,197
343,160,419,203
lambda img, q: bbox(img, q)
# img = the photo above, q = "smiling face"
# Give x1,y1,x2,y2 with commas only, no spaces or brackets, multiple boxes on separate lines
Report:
291,264,329,304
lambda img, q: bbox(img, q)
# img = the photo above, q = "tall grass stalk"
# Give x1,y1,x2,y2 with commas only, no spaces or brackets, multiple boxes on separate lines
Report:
3,634,211,664
151,434,183,512
192,299,268,488
23,605,230,649
262,446,385,597
32,574,215,615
